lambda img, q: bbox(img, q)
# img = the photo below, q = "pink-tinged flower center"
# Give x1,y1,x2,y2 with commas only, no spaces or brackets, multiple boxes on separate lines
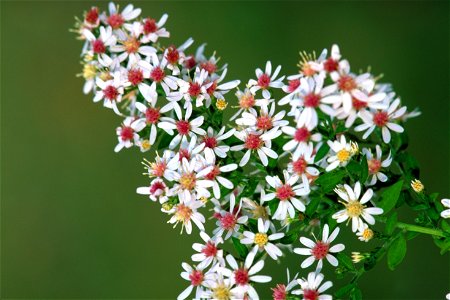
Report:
203,136,218,149
151,162,166,177
184,56,196,69
352,97,368,110
128,69,143,85
373,111,389,127
338,75,356,92
324,57,338,73
220,212,237,230
292,157,308,175
206,81,217,95
143,18,157,34
205,165,221,180
176,120,191,135
303,289,319,300
150,66,165,82
304,93,321,108
239,93,255,109
166,46,179,64
189,270,204,286
103,85,119,100
311,241,329,260
85,7,99,24
294,127,310,142
180,172,196,190
149,181,165,195
124,37,140,53
201,61,217,74
92,39,105,54
145,107,160,124
245,134,263,150
120,126,134,141
176,203,193,222
202,241,218,257
178,148,191,162
188,82,201,97
234,268,249,285
107,14,124,29
256,115,273,130
302,63,316,77
287,79,300,93
258,73,271,89
276,184,295,201
368,159,381,174
272,284,287,300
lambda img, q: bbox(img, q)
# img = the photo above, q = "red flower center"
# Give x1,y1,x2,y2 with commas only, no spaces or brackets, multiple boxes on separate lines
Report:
202,241,218,257
188,82,201,97
203,136,218,149
272,284,287,300
143,18,157,34
352,97,368,110
166,46,179,64
234,268,249,285
324,57,338,73
150,66,165,82
176,120,191,135
256,115,273,130
258,73,271,89
220,212,237,230
373,111,389,127
178,148,191,162
85,7,99,24
239,94,255,109
276,184,295,201
149,181,166,195
184,56,196,69
338,75,356,92
128,69,143,85
294,127,310,142
120,126,134,141
205,165,221,180
303,289,320,300
151,162,166,177
304,93,321,108
103,85,119,100
292,157,308,175
92,39,105,54
206,81,217,95
107,13,124,29
145,107,160,124
189,270,204,287
287,79,300,93
201,61,217,74
368,159,381,174
245,134,262,150
311,241,329,260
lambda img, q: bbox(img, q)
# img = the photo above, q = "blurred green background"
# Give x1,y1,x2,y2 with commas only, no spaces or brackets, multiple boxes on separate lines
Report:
1,0,449,299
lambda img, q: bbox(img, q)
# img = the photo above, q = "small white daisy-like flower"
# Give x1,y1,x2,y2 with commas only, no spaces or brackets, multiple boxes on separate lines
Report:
196,156,237,199
231,88,268,121
167,198,205,234
231,128,281,167
138,52,179,95
242,189,271,221
326,135,357,172
291,271,333,300
362,145,392,186
282,124,322,157
236,102,288,132
332,181,384,232
213,193,248,240
441,199,450,219
114,116,145,152
312,44,342,74
136,178,169,203
200,272,243,300
271,269,299,300
164,38,194,75
82,26,117,57
356,223,374,242
192,231,225,269
203,69,240,107
279,74,302,105
166,136,199,171
177,67,212,108
248,61,285,99
293,224,345,269
355,98,407,143
142,150,176,180
177,262,215,300
140,14,170,43
193,126,236,164
241,218,285,260
287,143,320,190
102,2,142,30
263,170,310,221
94,71,125,115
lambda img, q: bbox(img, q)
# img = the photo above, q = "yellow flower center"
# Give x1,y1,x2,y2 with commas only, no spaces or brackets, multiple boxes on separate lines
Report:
216,98,228,110
200,196,208,203
82,64,96,79
180,173,196,190
123,37,140,53
175,204,192,222
140,140,151,151
337,149,351,162
411,179,424,193
213,284,231,300
254,232,269,247
345,200,364,217
362,228,374,241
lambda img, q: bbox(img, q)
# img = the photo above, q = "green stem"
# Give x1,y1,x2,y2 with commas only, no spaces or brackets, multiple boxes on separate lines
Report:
395,222,446,237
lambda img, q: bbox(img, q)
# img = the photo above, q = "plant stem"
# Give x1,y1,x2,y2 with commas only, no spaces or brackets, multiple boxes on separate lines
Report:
395,222,446,237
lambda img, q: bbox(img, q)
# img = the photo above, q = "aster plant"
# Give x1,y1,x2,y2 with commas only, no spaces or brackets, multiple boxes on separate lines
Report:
73,3,450,299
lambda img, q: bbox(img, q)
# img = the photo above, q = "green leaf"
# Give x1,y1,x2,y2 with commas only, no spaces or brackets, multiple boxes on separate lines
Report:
385,212,398,235
315,169,347,193
378,180,404,214
360,155,369,184
346,160,361,177
231,237,249,259
305,196,321,217
441,220,450,234
350,287,363,300
279,232,299,245
387,234,407,270
335,283,356,298
337,252,355,271
314,143,330,163
267,200,279,215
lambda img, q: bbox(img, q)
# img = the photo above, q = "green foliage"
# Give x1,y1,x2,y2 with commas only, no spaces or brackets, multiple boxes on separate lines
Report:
378,180,404,214
385,212,398,235
232,237,249,259
315,169,346,193
387,234,407,270
314,143,330,163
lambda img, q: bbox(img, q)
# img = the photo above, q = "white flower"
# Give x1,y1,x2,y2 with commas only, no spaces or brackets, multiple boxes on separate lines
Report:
178,262,215,300
103,2,141,29
236,102,288,132
204,69,240,107
82,26,117,56
441,199,450,219
136,178,169,203
177,67,212,108
93,71,125,115
263,170,310,221
231,128,281,167
166,136,199,171
192,231,225,269
158,104,206,149
248,61,285,99
200,272,243,300
241,218,285,260
356,223,374,242
167,199,205,234
140,14,170,43
332,182,384,232
142,150,176,180
271,269,299,300
196,156,237,199
279,74,302,105
138,52,179,95
193,126,235,163
282,124,322,157
287,143,320,190
114,117,145,152
291,271,333,300
362,145,392,186
221,249,272,299
164,38,194,75
231,88,268,121
293,224,345,269
355,98,406,143
326,135,356,172
213,193,248,240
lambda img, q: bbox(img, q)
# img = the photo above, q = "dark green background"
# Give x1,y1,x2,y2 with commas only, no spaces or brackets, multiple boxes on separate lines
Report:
1,0,449,299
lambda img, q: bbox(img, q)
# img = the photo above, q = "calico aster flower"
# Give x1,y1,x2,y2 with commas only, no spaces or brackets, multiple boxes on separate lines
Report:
140,14,170,43
441,199,450,219
142,150,176,180
332,182,383,232
242,189,271,221
231,128,281,167
271,269,299,300
177,67,212,108
355,98,407,143
204,69,241,107
236,102,288,132
167,198,205,234
192,231,225,269
196,156,237,199
362,145,392,186
326,135,358,172
166,136,199,171
158,104,206,149
213,193,248,240
164,38,194,75
240,218,285,260
136,178,170,203
282,124,322,157
248,61,285,99
293,224,344,269
200,273,243,300
356,223,374,242
263,170,310,221
231,88,267,121
93,71,125,115
114,117,145,152
193,126,236,163
102,2,141,30
287,143,320,190
312,44,342,74
178,262,216,300
291,271,333,300
279,74,302,105
138,52,179,95
82,26,117,56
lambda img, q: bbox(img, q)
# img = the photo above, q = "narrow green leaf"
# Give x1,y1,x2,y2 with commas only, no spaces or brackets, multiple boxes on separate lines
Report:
387,234,407,270
378,180,404,214
314,143,330,163
385,212,398,235
315,169,347,193
232,237,249,259
351,287,363,300
305,196,321,217
441,220,450,234
360,155,369,184
335,283,355,298
279,232,299,245
337,252,355,271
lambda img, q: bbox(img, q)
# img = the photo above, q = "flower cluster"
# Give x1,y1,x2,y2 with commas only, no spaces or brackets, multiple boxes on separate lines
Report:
75,3,450,299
